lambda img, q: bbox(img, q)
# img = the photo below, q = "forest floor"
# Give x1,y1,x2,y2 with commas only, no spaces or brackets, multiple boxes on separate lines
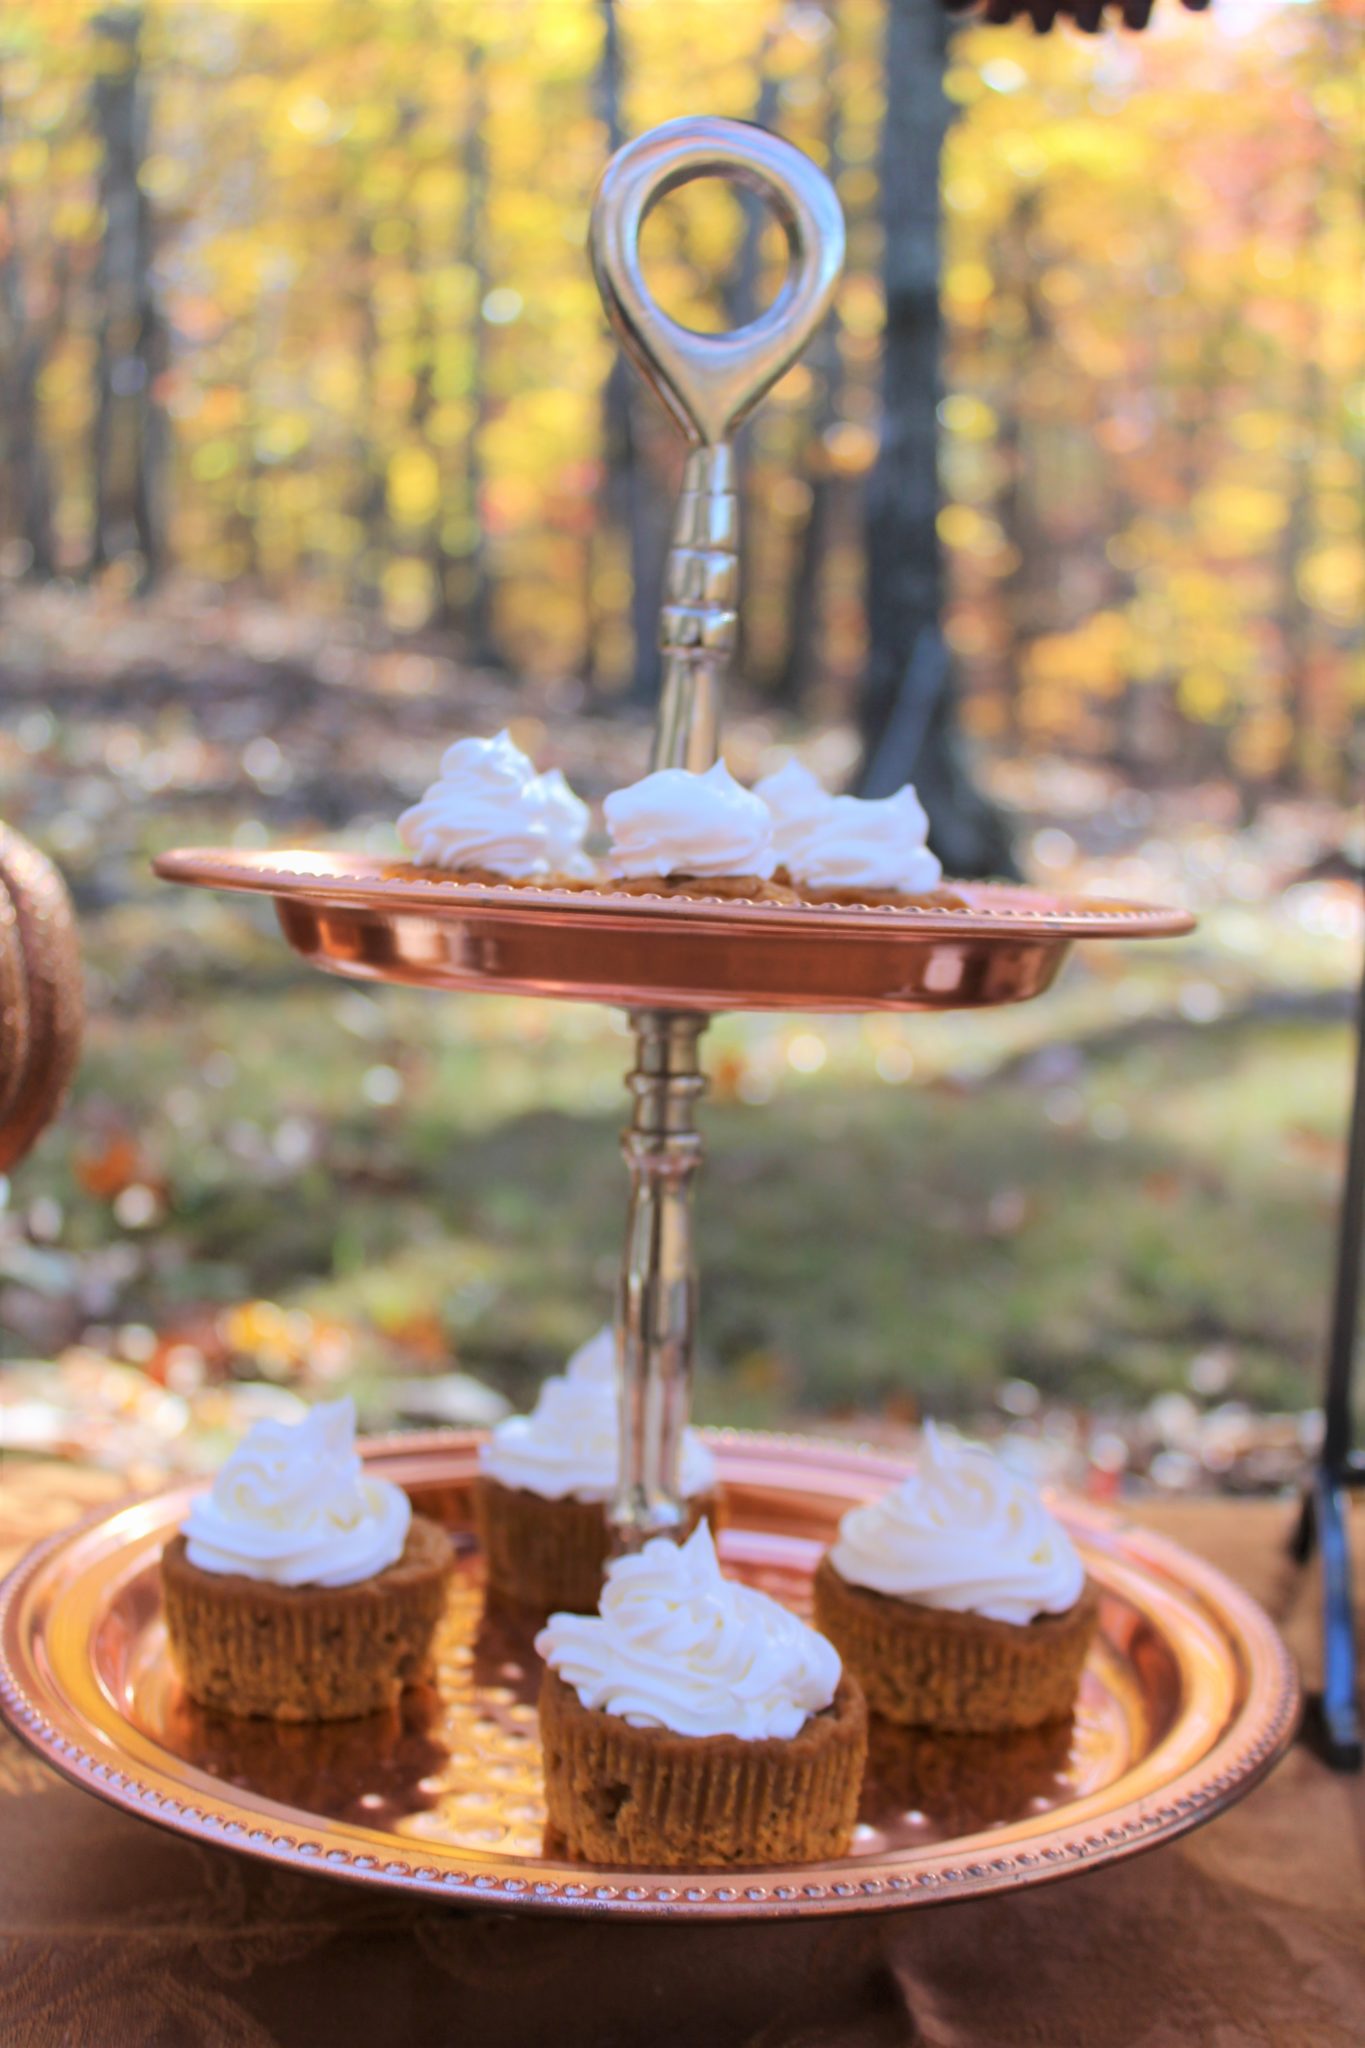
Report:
0,582,1359,1498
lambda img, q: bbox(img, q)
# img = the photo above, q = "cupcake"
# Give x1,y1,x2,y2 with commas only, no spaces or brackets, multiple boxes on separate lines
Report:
812,1424,1098,1732
476,1327,718,1614
396,730,596,885
162,1398,452,1721
602,758,795,902
754,762,963,909
536,1521,866,1867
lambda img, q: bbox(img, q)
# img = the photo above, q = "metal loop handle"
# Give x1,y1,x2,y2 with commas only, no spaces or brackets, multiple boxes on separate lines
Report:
590,115,845,449
590,117,845,773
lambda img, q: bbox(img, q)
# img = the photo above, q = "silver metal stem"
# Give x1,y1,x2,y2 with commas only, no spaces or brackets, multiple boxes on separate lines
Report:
610,1010,708,1550
653,445,738,772
589,117,844,773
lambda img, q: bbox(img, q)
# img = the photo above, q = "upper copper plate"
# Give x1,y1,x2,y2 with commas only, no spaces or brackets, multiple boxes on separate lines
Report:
0,1432,1296,1919
152,850,1195,1013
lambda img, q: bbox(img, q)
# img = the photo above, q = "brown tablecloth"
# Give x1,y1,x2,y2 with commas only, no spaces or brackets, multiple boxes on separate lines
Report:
2,1463,1362,2048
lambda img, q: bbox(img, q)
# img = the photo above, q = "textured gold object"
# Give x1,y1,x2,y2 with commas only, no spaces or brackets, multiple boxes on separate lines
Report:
0,1431,1298,1919
0,822,83,1171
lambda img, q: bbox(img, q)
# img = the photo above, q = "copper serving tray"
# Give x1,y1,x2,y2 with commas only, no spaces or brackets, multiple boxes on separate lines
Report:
0,1431,1296,1919
151,850,1194,1014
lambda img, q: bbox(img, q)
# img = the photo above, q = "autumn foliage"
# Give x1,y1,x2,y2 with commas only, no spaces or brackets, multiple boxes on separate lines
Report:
0,0,1360,795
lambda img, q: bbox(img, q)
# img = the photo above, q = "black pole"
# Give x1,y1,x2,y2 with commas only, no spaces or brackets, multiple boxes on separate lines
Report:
1292,888,1365,1768
1323,932,1365,1476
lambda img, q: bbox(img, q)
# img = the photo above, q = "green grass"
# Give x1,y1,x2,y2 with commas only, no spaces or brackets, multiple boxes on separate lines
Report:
0,702,1354,1435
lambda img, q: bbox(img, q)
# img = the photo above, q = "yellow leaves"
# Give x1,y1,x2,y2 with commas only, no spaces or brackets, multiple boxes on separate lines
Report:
939,394,997,442
1229,412,1293,457
410,164,462,219
382,558,437,632
1177,668,1231,724
255,413,312,464
287,94,332,140
938,505,996,552
387,445,442,528
838,277,884,340
943,261,993,326
1297,544,1365,626
190,440,238,484
1190,484,1288,559
1021,614,1128,700
820,422,878,478
6,138,48,185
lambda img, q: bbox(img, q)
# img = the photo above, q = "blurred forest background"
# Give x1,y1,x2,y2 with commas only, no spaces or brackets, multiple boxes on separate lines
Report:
0,0,1361,1496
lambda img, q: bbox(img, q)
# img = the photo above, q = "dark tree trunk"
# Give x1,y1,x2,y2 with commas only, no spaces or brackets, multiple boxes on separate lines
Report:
588,0,673,707
90,7,166,589
772,27,844,711
462,34,500,668
0,199,59,580
720,59,778,690
856,0,1015,878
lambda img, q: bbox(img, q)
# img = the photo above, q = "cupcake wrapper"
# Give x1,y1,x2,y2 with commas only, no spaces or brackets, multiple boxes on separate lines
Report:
475,1476,718,1617
813,1555,1100,1733
161,1517,451,1722
539,1667,867,1868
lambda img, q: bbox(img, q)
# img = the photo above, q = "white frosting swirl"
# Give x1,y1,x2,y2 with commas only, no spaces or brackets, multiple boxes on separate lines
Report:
604,760,776,881
182,1397,411,1588
784,785,942,894
536,1520,840,1739
397,731,592,879
829,1423,1084,1625
479,1327,716,1503
753,760,833,870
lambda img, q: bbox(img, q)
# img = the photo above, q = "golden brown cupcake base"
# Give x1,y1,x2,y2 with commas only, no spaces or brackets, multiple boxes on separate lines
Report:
475,1475,717,1616
161,1515,452,1722
813,1555,1100,1733
797,884,969,910
539,1667,867,1868
605,874,799,904
382,860,600,891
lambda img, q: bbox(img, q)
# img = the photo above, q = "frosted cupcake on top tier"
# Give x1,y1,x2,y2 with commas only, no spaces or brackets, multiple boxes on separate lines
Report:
602,758,796,902
754,759,964,909
536,1520,866,1867
812,1423,1098,1731
396,730,595,885
475,1327,718,1614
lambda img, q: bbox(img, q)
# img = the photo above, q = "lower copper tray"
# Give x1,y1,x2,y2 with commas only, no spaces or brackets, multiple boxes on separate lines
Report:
0,1433,1296,1918
151,851,1194,1013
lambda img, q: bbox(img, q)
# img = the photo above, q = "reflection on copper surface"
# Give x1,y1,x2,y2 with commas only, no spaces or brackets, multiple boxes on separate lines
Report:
862,1714,1080,1843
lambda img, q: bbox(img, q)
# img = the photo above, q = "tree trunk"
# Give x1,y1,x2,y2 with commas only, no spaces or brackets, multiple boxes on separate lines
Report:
772,26,844,711
90,6,166,589
462,32,500,668
0,192,58,579
856,0,1015,878
586,0,673,707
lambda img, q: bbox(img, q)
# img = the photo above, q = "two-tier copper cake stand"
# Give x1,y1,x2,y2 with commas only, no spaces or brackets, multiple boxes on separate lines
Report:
0,118,1293,1919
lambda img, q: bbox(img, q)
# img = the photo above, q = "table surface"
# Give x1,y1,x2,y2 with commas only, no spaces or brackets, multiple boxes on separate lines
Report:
2,1459,1362,2048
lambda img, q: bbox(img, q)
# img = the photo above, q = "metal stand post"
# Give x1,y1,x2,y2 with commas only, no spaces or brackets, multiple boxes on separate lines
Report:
609,1010,708,1550
1291,923,1365,1768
